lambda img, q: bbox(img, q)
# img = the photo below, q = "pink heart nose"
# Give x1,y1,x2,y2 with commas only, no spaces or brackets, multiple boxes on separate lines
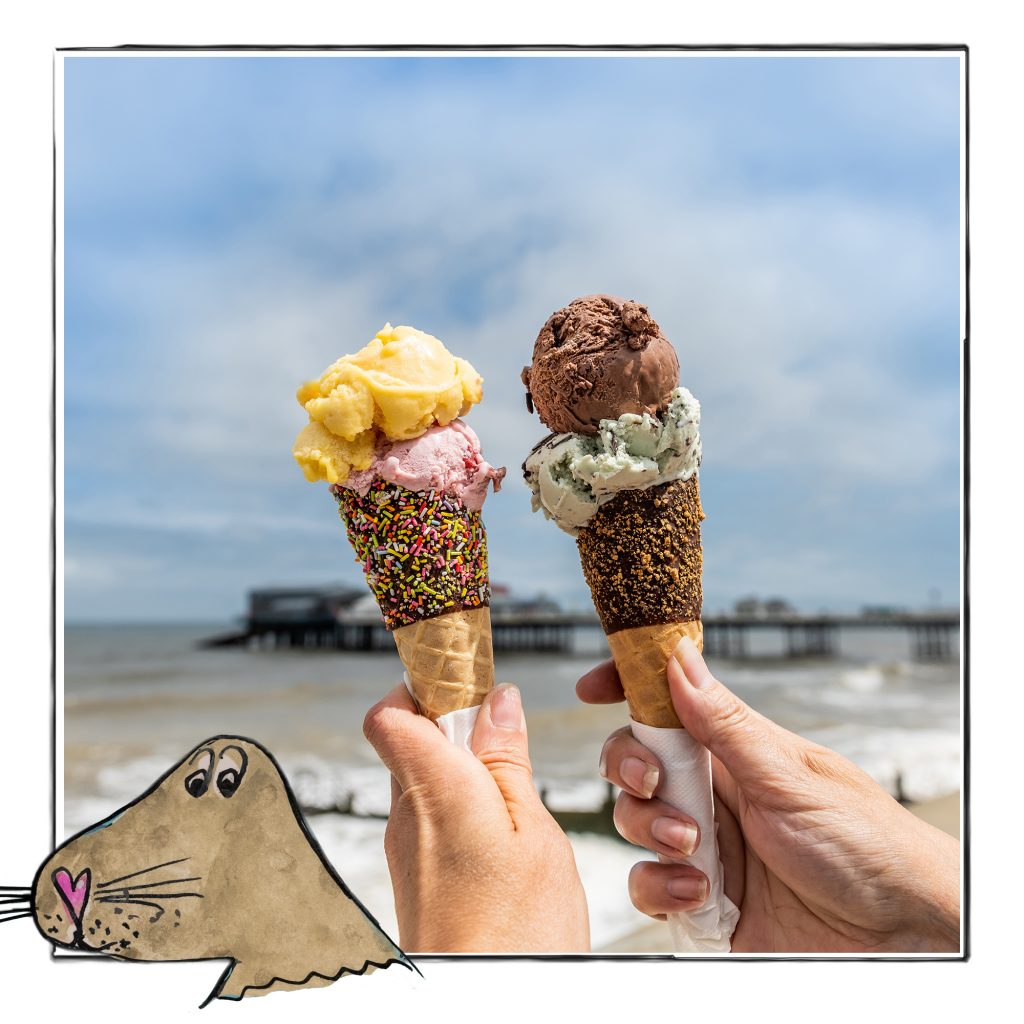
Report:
53,868,90,923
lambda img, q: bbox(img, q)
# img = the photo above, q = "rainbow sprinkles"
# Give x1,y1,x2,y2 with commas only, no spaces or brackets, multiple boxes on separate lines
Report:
332,479,491,630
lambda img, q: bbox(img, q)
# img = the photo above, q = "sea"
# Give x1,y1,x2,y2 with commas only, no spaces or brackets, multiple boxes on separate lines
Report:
62,623,962,952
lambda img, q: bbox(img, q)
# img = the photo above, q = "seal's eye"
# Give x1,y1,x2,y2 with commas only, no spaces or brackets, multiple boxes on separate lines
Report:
216,769,240,798
184,769,209,798
214,744,248,798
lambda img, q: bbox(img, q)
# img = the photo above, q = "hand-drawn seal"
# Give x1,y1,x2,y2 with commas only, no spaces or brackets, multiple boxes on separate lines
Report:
22,736,413,1005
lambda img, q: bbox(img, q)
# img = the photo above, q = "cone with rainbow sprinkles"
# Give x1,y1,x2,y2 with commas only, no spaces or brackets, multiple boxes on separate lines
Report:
292,323,504,721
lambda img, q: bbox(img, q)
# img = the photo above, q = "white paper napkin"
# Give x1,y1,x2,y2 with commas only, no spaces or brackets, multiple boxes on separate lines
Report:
630,720,740,953
403,672,480,750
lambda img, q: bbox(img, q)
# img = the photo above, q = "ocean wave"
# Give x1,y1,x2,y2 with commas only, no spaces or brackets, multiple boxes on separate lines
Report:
69,717,961,840
805,725,961,802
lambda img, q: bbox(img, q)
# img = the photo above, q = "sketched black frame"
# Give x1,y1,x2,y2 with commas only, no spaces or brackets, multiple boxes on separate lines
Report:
49,42,970,969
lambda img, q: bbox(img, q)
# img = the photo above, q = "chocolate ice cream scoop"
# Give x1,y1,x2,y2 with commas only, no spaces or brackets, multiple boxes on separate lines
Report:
521,294,680,435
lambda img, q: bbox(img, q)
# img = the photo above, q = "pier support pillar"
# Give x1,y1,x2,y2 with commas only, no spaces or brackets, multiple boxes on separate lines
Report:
912,624,952,660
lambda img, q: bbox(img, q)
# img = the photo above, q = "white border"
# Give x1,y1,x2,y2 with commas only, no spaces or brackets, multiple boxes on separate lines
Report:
4,7,1008,1017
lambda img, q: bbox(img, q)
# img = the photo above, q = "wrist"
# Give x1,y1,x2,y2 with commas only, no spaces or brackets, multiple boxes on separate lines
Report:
900,818,961,952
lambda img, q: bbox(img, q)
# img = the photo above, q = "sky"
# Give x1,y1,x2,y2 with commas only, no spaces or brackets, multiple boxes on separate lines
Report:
61,52,962,622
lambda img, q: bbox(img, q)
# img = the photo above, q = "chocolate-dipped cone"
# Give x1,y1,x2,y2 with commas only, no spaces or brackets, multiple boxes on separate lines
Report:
333,479,495,719
576,476,705,727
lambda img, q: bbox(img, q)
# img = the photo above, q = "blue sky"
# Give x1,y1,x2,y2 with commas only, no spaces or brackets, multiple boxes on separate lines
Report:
62,53,962,622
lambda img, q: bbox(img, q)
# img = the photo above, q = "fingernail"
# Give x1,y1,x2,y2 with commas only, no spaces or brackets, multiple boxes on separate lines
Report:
490,684,523,730
651,816,699,856
598,748,609,781
621,756,659,798
673,635,714,689
667,874,708,903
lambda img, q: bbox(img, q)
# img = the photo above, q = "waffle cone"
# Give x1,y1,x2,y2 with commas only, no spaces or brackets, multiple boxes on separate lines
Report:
607,621,703,727
392,605,495,721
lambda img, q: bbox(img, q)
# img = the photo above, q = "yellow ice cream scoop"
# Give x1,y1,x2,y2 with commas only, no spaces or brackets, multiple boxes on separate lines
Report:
296,323,483,443
291,421,377,484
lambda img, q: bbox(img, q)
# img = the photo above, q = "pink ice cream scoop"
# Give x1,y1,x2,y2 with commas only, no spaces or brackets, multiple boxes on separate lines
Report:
341,419,505,511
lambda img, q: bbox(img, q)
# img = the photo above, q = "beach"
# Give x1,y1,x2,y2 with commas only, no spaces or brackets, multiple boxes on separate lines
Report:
62,622,962,953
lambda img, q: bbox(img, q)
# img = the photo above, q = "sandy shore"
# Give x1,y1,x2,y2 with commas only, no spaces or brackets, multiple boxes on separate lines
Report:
595,791,961,954
907,791,960,839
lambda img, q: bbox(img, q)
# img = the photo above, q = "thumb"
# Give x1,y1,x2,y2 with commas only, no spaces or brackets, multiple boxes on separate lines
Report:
470,683,538,822
363,683,467,792
667,635,789,789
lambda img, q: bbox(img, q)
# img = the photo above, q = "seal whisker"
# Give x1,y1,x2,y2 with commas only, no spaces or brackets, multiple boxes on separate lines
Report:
99,876,201,894
0,886,31,891
0,911,33,924
94,898,167,913
96,857,190,890
0,896,31,906
99,892,204,901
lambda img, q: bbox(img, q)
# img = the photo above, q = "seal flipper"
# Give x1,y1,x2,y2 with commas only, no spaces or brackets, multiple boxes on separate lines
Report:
205,952,414,1005
201,960,240,1008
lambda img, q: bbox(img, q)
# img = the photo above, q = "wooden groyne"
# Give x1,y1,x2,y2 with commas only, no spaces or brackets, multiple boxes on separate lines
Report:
200,587,960,662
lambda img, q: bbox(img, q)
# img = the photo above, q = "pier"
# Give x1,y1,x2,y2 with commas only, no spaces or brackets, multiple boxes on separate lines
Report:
200,587,960,662
702,613,958,661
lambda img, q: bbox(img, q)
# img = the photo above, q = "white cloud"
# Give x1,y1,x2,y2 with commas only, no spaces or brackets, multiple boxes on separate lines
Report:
62,55,960,614
64,551,163,588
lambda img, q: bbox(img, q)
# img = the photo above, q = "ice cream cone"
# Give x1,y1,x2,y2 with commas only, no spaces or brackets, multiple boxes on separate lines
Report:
293,324,501,730
393,606,495,720
521,295,739,950
607,621,703,727
576,475,704,728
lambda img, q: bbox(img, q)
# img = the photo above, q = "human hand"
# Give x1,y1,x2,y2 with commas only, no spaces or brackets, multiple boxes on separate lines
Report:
363,682,590,953
578,636,960,953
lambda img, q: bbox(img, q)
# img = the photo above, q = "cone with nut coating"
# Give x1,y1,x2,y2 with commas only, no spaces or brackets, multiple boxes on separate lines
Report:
577,475,704,728
393,606,495,721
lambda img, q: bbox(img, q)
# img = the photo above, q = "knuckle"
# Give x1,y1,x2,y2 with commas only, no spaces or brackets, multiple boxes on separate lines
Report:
704,693,752,742
476,746,533,778
599,727,636,776
626,863,643,905
796,742,859,785
362,701,403,748
612,793,630,838
537,819,578,869
396,777,442,812
612,793,641,844
626,862,652,911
